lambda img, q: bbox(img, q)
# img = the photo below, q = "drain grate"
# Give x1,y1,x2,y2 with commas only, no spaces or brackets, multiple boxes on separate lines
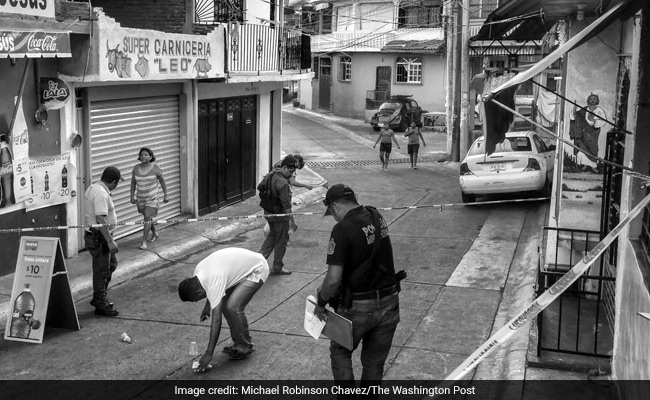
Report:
306,157,441,169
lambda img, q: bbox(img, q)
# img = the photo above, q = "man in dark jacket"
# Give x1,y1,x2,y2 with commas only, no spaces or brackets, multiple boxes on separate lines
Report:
258,155,298,275
315,184,401,399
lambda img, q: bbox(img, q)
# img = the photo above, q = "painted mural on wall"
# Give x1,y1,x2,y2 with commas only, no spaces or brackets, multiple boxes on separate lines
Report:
566,93,608,174
97,12,224,81
557,20,620,232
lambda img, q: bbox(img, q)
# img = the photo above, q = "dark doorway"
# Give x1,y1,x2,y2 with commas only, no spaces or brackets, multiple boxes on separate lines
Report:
319,57,331,110
376,66,391,98
198,96,257,215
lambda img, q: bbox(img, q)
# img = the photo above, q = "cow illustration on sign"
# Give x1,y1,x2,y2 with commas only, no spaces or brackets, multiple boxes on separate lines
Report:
135,55,149,78
194,58,212,77
105,40,132,78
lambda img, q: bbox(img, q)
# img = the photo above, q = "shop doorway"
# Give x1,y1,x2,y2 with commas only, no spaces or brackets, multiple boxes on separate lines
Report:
198,95,257,215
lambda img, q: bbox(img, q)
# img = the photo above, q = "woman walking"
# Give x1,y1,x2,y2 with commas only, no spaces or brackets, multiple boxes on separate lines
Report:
404,121,426,169
130,147,168,250
373,124,400,171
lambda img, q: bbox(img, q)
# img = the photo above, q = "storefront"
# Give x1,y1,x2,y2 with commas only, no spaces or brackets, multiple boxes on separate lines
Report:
58,11,226,250
0,27,77,276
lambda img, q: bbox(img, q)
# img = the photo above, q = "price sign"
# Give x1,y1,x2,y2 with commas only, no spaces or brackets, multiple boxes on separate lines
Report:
4,237,79,344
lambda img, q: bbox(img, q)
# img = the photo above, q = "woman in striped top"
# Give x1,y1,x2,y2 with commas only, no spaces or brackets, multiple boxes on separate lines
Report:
130,147,168,250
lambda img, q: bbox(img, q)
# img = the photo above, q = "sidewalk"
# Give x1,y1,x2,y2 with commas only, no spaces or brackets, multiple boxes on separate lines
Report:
0,165,328,328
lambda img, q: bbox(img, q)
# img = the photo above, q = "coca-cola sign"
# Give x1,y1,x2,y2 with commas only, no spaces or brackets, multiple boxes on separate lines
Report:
0,30,71,58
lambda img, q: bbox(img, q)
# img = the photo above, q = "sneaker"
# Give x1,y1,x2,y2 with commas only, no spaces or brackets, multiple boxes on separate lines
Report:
95,307,119,317
270,268,292,275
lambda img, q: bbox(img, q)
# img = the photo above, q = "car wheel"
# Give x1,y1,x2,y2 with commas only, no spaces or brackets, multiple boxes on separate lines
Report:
539,178,552,198
372,126,380,132
461,192,475,203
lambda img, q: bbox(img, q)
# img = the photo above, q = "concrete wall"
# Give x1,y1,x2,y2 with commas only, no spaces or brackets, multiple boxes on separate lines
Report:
325,52,447,120
614,8,650,388
92,0,188,34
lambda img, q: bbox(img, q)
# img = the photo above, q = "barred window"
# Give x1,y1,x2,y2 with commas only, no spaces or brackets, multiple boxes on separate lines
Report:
339,56,352,82
313,57,319,79
396,57,422,84
195,0,245,24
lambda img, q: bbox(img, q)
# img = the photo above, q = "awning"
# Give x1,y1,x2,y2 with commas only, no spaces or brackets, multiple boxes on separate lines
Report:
381,39,445,54
0,30,72,58
487,0,643,98
471,0,605,41
483,0,644,155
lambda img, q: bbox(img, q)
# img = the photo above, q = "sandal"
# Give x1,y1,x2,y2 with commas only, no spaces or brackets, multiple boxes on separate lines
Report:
139,242,147,250
149,232,160,242
228,348,255,360
222,345,234,354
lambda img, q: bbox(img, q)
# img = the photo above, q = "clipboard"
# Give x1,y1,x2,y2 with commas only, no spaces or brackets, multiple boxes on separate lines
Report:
307,298,353,351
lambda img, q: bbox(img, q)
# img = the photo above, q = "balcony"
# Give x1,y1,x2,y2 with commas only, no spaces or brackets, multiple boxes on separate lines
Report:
311,32,397,53
228,24,311,74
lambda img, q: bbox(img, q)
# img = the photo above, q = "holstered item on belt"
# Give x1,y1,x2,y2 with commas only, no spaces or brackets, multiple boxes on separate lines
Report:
87,228,109,255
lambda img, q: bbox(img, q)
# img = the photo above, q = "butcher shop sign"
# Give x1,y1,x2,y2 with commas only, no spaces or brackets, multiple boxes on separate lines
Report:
96,12,224,81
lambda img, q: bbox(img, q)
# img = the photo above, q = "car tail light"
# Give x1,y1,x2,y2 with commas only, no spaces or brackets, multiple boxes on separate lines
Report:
460,163,474,175
524,158,541,171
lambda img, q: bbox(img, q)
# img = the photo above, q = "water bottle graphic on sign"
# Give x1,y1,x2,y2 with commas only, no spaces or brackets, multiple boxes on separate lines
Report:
0,134,15,207
61,165,68,188
44,171,49,192
10,283,36,339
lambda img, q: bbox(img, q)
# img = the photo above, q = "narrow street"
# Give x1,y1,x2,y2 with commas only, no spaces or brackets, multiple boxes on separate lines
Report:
1,107,549,398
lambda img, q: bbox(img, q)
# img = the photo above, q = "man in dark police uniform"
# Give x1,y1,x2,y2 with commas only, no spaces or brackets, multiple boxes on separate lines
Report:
315,184,404,399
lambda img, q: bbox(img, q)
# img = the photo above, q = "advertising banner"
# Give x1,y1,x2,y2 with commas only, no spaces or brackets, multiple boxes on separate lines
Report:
96,11,225,81
25,153,72,211
0,1,55,19
0,30,71,58
4,237,79,344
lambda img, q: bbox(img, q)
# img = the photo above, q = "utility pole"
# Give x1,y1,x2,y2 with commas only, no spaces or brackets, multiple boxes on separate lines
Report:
460,0,471,159
445,0,462,161
444,1,454,156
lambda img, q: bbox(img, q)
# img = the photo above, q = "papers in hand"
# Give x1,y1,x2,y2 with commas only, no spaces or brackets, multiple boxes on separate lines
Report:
304,295,326,339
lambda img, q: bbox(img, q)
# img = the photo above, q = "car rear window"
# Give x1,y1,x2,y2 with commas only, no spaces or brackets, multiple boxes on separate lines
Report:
379,102,401,111
467,137,532,156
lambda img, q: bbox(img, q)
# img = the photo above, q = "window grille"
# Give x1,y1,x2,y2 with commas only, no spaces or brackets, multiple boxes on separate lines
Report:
195,0,245,25
339,56,351,82
396,57,422,84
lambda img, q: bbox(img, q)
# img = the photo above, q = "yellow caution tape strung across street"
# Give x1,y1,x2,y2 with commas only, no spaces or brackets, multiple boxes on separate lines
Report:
438,191,650,387
0,197,550,234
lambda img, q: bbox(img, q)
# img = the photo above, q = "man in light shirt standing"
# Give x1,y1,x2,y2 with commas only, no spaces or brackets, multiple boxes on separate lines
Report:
84,166,122,317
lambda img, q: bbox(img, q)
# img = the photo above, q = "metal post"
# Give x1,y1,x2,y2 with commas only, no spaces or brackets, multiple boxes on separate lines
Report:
460,0,471,158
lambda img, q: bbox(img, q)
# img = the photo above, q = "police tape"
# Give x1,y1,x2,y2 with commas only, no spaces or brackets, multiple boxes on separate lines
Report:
438,191,650,386
0,197,550,234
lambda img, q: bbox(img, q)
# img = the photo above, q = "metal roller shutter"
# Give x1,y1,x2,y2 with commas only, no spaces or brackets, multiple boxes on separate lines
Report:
89,95,182,239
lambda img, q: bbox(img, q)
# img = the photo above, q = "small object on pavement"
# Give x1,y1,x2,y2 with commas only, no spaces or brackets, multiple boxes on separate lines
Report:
189,341,198,355
120,332,132,344
192,361,212,371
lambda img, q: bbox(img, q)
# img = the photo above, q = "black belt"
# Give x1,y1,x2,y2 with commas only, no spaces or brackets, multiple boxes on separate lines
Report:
351,284,398,300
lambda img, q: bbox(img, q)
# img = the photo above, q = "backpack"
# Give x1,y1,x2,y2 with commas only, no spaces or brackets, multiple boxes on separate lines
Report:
258,172,282,213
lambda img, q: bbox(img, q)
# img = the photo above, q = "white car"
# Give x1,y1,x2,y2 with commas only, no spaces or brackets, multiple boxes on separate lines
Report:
459,131,555,203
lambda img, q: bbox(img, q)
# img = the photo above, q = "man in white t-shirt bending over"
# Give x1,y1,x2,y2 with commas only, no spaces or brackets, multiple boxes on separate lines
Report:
178,247,269,371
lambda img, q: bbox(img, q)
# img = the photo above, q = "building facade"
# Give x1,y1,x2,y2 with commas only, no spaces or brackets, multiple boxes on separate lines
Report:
0,0,311,276
291,0,447,121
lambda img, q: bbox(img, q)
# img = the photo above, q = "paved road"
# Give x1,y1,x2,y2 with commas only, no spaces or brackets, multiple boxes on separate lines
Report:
0,107,550,399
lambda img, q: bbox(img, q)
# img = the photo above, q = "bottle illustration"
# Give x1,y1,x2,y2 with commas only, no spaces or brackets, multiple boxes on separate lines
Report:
30,176,34,194
61,165,68,188
0,133,15,208
10,283,36,339
44,171,49,192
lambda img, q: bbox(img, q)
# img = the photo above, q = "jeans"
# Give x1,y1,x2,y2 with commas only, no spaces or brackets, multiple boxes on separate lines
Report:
84,231,118,307
258,217,290,271
222,279,264,351
330,294,400,400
